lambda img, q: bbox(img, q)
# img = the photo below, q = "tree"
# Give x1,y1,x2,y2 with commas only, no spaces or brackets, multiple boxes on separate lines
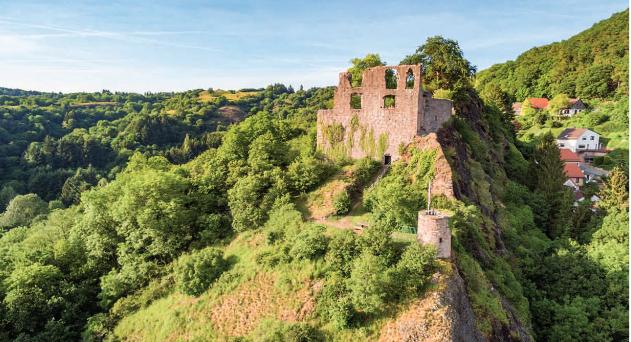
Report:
530,133,572,238
348,54,385,87
576,64,614,98
598,167,628,211
175,247,226,296
0,193,48,229
548,94,571,115
401,36,476,91
347,252,391,315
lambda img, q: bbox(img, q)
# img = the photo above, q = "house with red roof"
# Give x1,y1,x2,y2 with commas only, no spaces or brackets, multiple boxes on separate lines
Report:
512,97,585,117
564,163,585,186
559,148,582,164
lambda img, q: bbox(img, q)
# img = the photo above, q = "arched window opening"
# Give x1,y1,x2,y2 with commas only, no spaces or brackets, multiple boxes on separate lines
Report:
405,69,415,89
384,95,396,108
350,93,362,109
385,68,398,89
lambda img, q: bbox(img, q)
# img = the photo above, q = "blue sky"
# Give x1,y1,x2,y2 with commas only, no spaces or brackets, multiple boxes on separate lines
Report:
0,0,627,92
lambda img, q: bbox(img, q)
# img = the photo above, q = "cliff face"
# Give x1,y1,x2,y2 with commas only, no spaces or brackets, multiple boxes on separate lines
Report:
378,267,485,342
436,90,534,341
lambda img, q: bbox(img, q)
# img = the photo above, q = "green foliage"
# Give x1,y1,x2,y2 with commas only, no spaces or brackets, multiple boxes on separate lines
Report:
347,251,391,315
325,230,361,276
288,224,328,260
401,36,476,91
175,247,227,296
348,54,385,87
332,190,351,215
476,10,628,99
0,193,48,229
392,243,437,295
251,319,325,342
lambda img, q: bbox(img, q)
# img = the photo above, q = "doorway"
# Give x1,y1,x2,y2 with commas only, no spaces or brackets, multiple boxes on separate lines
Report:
383,154,391,165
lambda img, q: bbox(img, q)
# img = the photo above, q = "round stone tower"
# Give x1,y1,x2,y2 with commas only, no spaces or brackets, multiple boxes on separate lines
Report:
417,210,451,259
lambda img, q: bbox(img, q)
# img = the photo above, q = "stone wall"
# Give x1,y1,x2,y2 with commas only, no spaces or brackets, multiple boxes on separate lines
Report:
317,64,452,163
417,211,451,259
423,98,453,133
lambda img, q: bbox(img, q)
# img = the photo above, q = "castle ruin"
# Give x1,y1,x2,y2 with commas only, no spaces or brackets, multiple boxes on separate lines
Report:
316,64,453,163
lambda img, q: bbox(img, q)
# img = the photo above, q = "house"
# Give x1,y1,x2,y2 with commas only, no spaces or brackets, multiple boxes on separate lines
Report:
559,148,582,164
563,179,580,191
559,99,586,117
513,98,549,116
556,128,601,153
564,163,585,186
513,97,585,117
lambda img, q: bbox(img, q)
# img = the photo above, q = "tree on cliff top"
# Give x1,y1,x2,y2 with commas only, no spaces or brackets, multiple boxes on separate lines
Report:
347,54,385,87
400,36,476,92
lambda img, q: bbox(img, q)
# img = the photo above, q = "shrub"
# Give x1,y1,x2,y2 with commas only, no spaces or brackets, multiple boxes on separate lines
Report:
251,319,325,342
316,274,355,329
325,230,361,276
333,190,351,215
289,225,328,260
347,251,391,315
393,243,437,296
175,247,226,296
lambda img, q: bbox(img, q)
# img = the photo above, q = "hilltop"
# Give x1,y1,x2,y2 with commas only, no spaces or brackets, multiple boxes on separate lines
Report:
0,11,628,342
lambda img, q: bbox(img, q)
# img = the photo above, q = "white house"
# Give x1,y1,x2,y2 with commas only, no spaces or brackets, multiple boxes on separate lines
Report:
556,128,601,153
559,99,587,117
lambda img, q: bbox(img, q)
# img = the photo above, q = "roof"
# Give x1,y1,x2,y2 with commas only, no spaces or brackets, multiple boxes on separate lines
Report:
557,128,593,140
574,191,585,201
579,164,610,177
559,149,581,162
527,97,549,109
564,163,584,178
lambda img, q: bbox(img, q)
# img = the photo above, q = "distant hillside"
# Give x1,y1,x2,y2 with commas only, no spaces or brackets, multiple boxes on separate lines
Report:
476,10,629,101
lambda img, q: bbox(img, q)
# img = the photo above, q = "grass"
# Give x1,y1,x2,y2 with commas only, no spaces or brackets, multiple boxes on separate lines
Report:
198,90,260,103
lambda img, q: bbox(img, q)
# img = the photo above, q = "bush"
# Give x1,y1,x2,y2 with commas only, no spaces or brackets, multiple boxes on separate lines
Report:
325,230,361,276
392,244,437,296
347,251,391,315
175,247,226,296
316,274,355,329
289,225,328,260
251,319,325,342
332,190,351,215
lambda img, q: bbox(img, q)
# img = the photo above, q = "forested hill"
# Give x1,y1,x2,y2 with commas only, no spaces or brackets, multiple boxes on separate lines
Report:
476,9,629,101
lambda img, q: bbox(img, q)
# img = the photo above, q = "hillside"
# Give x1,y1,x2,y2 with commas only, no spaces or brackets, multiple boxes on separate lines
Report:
0,14,628,342
476,9,629,101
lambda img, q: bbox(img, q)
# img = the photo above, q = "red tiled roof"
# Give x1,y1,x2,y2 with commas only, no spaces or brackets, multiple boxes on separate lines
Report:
569,98,580,104
564,163,584,178
527,97,549,109
559,149,581,162
557,128,588,140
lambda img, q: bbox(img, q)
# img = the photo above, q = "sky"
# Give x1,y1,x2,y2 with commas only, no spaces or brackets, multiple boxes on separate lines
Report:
0,0,627,93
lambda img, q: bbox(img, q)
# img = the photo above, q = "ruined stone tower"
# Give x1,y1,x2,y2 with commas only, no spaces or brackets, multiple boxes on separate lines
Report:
417,210,451,259
316,64,452,163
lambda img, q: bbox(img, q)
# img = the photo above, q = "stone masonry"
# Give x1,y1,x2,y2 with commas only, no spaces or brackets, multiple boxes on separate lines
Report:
417,210,451,259
317,64,453,163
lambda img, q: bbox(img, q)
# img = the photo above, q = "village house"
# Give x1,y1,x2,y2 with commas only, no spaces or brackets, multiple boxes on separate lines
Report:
564,163,585,186
556,128,602,153
559,98,587,117
513,97,585,117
